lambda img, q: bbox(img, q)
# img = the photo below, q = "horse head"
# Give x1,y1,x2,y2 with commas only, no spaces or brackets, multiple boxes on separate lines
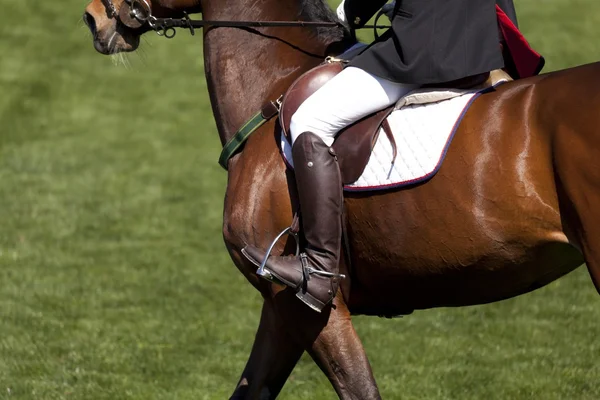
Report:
83,0,202,54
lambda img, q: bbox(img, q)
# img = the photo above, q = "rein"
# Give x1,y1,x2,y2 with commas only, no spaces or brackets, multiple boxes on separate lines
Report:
149,16,355,39
103,0,389,39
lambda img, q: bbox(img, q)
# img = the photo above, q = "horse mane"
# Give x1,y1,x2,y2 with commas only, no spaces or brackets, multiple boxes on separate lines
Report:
299,0,354,48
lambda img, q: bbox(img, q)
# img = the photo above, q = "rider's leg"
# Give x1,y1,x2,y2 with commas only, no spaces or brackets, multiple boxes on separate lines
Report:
290,66,418,146
243,67,416,312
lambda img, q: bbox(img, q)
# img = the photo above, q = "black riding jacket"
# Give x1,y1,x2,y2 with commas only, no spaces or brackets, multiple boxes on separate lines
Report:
345,0,517,84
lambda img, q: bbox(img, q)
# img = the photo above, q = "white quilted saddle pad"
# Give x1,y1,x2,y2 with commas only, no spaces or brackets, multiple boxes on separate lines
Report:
280,82,506,192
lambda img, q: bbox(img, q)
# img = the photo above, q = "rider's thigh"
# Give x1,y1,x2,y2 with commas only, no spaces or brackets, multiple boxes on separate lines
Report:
290,67,417,146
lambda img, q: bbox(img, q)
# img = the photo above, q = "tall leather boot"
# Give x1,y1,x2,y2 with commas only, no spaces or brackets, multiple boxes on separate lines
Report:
242,132,344,312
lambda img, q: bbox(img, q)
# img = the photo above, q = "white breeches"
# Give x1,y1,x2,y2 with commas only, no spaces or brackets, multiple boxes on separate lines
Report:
290,66,418,146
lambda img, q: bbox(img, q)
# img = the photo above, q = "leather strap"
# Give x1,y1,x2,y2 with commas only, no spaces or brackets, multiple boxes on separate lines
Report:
381,119,397,164
218,98,281,170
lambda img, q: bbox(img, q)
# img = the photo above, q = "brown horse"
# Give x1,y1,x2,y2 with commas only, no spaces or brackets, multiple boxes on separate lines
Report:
83,0,600,398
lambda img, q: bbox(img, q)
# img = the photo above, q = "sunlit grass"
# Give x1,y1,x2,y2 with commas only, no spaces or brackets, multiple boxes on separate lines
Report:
0,0,599,399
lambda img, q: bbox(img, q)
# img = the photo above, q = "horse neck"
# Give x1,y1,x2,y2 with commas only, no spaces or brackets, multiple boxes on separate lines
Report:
201,0,349,151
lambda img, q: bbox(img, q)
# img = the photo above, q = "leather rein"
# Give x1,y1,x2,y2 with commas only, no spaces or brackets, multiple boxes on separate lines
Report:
101,0,389,39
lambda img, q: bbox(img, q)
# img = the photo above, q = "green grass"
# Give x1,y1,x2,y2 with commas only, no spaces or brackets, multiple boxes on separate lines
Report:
1,0,599,398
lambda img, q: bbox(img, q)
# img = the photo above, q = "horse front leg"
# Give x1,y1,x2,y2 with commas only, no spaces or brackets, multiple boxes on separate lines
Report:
230,297,305,400
306,294,382,400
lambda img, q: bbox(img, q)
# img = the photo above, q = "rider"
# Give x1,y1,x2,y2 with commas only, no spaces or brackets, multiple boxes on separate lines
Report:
245,0,523,312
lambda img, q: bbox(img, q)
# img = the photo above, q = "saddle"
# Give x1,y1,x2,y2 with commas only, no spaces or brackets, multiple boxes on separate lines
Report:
279,61,511,184
280,62,394,184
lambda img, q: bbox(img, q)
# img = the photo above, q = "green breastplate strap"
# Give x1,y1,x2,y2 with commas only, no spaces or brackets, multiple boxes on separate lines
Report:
218,97,282,170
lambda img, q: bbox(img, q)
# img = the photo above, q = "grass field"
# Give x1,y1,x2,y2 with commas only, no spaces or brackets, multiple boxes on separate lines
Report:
1,0,600,399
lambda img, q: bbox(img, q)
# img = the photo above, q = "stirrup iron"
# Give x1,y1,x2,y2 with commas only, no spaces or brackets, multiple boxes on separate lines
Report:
256,227,300,282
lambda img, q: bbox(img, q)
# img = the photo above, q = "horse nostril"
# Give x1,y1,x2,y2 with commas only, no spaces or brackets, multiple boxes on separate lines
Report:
83,12,97,36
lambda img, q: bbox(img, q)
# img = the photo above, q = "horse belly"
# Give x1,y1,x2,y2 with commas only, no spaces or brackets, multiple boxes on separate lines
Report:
344,211,582,315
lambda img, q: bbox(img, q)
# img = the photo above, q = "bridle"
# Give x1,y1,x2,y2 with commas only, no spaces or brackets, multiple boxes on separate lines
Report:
100,0,389,39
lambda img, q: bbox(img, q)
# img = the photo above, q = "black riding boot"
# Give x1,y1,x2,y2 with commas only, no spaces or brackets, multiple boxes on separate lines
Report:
242,132,344,312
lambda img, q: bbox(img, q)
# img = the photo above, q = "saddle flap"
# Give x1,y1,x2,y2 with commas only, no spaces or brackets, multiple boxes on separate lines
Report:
332,106,395,184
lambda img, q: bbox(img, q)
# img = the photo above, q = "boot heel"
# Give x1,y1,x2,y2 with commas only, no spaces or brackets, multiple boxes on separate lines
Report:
296,289,327,313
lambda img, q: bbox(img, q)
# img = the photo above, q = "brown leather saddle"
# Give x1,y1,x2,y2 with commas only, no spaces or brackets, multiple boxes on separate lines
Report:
280,62,396,185
279,62,501,185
